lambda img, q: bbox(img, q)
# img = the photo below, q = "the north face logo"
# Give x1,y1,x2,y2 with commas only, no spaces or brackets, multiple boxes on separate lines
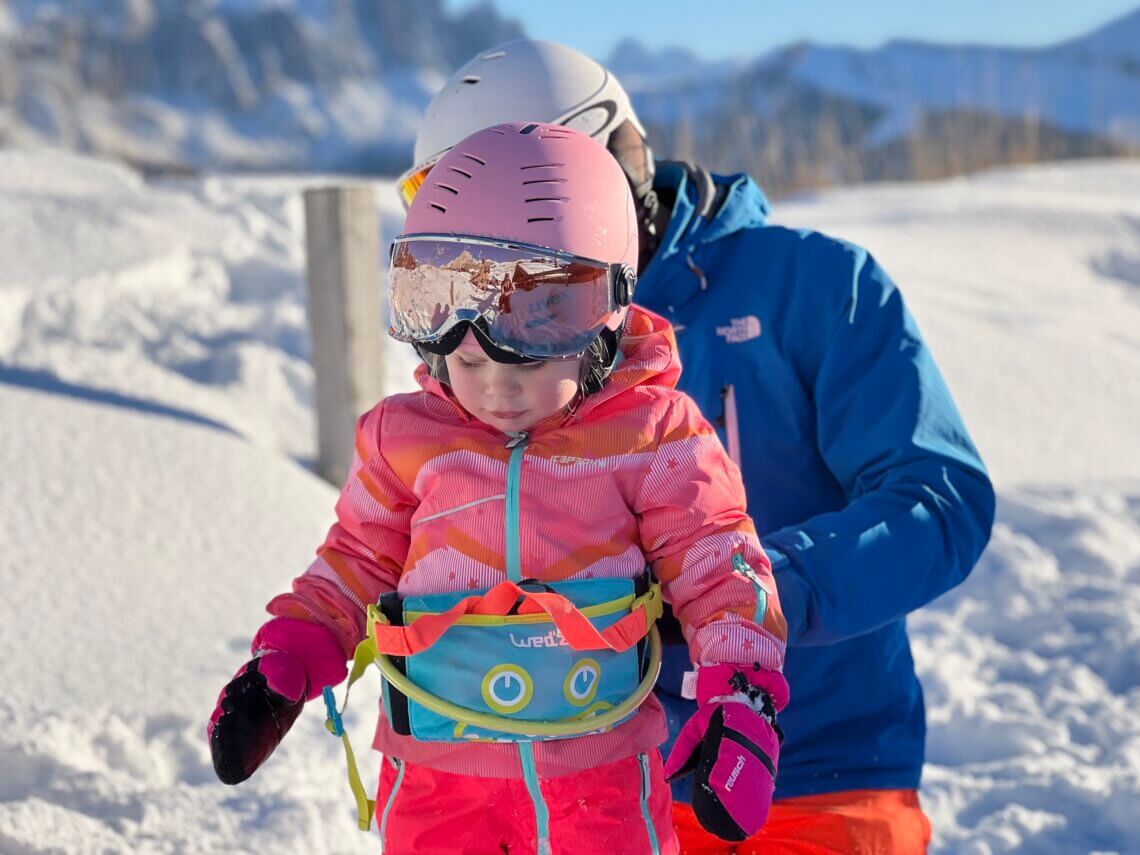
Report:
716,316,761,343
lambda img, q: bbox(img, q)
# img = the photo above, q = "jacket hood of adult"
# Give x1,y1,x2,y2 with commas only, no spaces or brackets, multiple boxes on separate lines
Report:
636,161,771,313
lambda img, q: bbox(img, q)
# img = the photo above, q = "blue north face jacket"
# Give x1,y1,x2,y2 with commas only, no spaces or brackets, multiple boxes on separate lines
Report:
641,163,995,801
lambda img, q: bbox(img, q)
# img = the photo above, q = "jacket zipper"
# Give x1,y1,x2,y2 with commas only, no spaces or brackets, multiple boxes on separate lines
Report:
504,430,529,583
505,429,550,853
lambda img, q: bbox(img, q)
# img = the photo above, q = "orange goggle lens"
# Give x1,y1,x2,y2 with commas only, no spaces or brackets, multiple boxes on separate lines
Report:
397,164,433,208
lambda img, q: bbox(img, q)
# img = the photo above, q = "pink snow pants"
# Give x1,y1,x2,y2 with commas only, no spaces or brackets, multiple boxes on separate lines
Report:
376,749,679,854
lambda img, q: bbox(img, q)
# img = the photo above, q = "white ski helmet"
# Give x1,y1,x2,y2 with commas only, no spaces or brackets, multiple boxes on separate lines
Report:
398,39,651,208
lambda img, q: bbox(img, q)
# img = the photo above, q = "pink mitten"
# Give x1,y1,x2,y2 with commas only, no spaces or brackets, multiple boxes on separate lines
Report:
663,663,788,842
207,618,347,784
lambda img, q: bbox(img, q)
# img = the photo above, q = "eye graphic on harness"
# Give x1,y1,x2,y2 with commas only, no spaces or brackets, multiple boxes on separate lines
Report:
481,664,534,714
563,659,601,707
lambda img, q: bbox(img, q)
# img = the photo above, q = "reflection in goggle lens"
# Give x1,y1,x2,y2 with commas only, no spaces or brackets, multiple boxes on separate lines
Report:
388,237,621,359
398,165,431,208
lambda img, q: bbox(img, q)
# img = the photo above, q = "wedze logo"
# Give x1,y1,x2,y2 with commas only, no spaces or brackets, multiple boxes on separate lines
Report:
725,755,747,791
716,316,762,343
509,629,568,648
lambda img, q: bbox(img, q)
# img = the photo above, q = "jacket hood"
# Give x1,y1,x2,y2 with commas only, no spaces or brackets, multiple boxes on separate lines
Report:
580,304,680,413
635,161,770,312
413,304,681,425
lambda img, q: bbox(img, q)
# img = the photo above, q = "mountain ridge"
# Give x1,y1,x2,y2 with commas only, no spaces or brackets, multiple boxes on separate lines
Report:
1,2,1136,193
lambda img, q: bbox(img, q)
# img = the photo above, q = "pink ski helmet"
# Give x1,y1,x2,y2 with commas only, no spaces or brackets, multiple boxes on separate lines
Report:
389,121,638,374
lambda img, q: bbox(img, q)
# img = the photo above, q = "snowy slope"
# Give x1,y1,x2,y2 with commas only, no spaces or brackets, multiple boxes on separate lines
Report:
2,151,1139,852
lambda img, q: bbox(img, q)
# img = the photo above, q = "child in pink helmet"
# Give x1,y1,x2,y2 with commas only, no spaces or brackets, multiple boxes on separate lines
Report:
208,122,788,854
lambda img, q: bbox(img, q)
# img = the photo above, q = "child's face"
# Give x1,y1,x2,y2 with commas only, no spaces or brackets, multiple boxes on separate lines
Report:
444,331,582,433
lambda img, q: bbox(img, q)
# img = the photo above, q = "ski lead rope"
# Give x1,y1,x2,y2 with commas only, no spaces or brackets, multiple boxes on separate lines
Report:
322,637,382,830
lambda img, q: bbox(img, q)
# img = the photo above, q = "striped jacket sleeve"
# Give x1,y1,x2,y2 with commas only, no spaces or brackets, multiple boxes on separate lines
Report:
266,399,418,655
634,394,787,671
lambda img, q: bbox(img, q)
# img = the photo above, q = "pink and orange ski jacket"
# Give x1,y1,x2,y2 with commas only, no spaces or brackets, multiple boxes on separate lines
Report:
267,306,787,778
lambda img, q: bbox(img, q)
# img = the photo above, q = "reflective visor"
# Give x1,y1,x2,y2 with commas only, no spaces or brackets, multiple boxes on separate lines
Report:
389,235,620,359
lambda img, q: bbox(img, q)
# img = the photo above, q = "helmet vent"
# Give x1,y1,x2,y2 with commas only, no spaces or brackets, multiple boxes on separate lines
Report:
447,167,473,179
462,153,486,166
430,203,447,213
434,183,460,195
522,178,566,186
461,76,480,85
524,196,567,204
526,217,560,224
520,162,565,171
519,123,539,135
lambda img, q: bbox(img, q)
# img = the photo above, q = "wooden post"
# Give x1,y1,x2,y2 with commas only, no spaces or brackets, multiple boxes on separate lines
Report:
303,186,385,486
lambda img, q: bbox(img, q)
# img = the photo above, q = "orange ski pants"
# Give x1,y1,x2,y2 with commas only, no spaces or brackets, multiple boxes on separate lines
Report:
673,789,931,854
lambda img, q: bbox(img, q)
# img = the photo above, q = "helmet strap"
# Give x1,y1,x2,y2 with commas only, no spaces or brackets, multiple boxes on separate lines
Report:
637,186,676,274
578,325,624,397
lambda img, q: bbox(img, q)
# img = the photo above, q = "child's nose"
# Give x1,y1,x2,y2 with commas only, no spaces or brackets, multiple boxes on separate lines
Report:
486,366,522,396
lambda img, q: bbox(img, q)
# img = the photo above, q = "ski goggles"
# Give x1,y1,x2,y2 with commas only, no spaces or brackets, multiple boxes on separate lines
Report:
388,234,635,360
396,157,439,209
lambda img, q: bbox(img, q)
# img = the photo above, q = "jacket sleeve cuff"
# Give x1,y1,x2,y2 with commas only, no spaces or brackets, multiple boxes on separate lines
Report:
252,617,349,701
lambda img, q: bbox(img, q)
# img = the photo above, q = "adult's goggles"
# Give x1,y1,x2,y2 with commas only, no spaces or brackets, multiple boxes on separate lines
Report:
389,234,635,360
396,157,439,209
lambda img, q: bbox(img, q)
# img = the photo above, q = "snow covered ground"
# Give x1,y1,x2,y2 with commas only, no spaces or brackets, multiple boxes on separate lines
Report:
1,148,1138,853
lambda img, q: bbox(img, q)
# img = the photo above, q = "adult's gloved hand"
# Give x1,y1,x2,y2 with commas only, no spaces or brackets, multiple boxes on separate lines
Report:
663,663,788,842
207,618,347,785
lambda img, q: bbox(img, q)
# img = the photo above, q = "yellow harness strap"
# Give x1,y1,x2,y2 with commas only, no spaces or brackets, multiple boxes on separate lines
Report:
322,635,380,830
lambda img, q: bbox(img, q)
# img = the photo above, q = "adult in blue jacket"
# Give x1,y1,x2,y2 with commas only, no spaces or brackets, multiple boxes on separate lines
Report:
398,40,995,853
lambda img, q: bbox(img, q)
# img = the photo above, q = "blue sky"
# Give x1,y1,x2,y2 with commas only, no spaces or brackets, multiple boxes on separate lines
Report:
447,1,1140,61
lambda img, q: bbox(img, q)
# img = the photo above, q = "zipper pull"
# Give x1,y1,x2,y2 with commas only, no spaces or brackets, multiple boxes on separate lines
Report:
505,430,529,449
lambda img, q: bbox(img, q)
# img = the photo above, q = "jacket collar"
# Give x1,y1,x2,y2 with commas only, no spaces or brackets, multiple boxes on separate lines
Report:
634,161,771,315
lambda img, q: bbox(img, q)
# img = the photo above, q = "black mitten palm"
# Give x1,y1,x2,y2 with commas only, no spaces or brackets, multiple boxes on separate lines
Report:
207,618,348,785
208,652,306,785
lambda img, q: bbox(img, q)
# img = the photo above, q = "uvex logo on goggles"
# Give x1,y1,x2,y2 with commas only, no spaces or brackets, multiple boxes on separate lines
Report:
388,234,635,360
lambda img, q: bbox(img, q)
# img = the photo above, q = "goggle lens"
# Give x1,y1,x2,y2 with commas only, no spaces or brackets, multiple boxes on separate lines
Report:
397,164,432,208
389,235,625,359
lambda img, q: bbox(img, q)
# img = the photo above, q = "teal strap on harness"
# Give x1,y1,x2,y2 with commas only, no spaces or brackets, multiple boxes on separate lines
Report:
322,686,344,736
